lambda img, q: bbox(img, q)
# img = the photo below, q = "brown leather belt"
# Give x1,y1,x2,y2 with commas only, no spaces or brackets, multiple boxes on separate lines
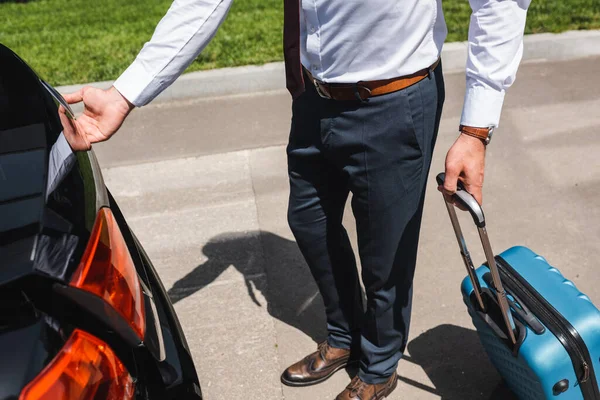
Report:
305,58,440,101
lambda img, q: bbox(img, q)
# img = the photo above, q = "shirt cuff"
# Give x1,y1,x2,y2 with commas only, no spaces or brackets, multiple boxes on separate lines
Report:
47,132,76,197
113,61,156,107
460,85,506,128
54,132,74,161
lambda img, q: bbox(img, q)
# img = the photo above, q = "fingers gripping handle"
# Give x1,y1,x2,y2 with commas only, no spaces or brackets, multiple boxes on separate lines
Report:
436,172,517,346
436,173,485,227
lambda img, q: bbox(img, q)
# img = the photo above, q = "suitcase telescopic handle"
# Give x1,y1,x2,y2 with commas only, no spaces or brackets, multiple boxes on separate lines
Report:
436,172,517,346
435,173,486,228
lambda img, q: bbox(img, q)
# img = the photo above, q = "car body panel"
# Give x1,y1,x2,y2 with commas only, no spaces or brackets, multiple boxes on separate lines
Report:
0,43,201,399
0,315,67,400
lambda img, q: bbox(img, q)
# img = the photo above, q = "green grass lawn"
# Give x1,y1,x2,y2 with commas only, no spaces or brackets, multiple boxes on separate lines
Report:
1,0,598,86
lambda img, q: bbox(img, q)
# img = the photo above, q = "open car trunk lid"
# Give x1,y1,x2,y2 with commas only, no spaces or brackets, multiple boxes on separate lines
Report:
0,124,48,285
0,43,66,286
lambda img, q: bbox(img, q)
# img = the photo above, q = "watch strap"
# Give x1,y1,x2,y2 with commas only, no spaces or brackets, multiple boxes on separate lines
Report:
459,125,491,144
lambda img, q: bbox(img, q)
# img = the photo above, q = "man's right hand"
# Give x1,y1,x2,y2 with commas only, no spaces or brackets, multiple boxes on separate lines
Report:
63,86,135,145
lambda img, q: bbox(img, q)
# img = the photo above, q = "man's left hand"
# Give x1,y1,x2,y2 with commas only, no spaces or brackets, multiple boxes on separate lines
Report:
440,133,486,205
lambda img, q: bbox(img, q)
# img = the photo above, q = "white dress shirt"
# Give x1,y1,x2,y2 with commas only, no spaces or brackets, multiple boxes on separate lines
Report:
114,0,531,128
47,132,76,198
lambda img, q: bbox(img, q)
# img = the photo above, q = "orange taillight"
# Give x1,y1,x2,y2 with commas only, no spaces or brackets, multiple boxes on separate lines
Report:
70,208,145,340
19,329,135,400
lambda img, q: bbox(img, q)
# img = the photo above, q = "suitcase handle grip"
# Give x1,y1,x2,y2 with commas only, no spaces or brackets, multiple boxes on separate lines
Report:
436,172,517,346
435,173,485,228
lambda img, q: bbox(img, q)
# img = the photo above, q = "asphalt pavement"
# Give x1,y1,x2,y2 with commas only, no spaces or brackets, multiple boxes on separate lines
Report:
95,56,600,400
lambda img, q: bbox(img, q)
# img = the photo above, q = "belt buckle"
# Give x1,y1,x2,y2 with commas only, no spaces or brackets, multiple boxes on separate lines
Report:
354,84,372,101
313,79,331,99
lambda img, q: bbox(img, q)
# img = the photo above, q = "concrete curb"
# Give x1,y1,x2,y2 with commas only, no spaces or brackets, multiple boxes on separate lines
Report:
58,30,600,105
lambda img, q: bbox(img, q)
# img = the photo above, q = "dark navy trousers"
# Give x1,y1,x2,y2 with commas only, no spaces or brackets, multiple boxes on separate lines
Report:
286,63,445,384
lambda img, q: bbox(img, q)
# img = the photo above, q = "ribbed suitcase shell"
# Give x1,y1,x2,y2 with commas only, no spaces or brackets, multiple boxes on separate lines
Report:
462,246,600,399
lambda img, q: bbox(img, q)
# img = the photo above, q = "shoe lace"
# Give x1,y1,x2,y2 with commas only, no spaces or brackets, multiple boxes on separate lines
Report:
317,340,329,360
347,376,368,399
346,376,384,400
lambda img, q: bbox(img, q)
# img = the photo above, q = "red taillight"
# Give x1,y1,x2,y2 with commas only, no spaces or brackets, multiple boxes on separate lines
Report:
70,208,145,340
19,329,135,400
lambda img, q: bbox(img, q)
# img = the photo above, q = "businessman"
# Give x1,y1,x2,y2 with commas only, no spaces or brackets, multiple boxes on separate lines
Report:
65,0,530,398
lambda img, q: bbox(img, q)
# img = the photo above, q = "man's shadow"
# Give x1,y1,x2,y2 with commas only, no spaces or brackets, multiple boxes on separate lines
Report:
402,324,516,399
167,230,328,344
167,231,517,398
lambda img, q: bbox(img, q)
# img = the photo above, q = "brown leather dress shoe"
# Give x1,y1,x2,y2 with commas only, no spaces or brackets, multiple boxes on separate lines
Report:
335,372,398,400
280,341,355,387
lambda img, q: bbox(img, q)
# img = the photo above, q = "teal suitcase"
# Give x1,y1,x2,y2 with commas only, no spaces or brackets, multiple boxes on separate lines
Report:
436,173,600,399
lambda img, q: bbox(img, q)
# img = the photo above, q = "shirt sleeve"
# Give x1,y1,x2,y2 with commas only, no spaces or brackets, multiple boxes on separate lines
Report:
460,0,531,128
47,132,76,199
113,0,234,107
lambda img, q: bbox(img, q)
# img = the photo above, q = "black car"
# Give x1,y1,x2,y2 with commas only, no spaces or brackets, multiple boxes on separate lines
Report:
0,44,202,399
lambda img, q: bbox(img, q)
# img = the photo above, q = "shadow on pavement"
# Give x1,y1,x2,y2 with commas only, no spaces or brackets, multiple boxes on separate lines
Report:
167,232,518,397
402,324,517,399
167,230,328,344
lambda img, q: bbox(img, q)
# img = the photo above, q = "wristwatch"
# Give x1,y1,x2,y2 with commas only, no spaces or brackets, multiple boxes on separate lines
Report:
459,125,494,145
